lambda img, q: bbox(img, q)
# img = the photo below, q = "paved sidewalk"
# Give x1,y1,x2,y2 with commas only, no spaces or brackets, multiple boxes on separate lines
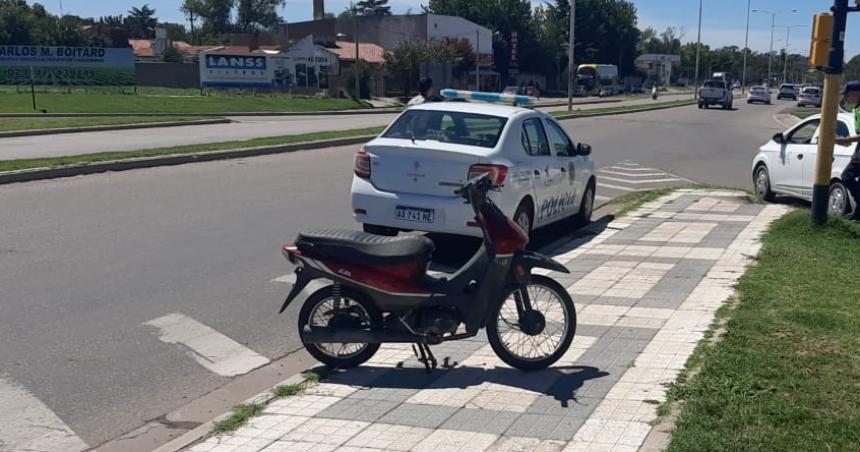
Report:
185,190,788,452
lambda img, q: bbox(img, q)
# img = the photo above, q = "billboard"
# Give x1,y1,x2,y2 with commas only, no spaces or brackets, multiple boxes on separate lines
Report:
200,51,337,90
0,46,135,85
200,36,338,90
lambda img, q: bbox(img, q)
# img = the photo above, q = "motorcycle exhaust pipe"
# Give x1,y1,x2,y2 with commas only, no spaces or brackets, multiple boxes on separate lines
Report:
301,326,422,344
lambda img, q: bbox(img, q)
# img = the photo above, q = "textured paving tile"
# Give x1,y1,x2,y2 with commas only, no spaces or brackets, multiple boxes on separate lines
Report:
185,190,783,452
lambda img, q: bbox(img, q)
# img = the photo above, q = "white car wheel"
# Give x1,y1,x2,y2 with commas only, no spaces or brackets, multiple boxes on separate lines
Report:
828,182,851,216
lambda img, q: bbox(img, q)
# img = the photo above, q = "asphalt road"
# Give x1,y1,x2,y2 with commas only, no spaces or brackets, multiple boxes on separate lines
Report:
0,94,693,160
0,98,790,450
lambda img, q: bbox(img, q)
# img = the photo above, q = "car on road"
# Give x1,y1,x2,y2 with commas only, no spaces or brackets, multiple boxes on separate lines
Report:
797,86,822,108
698,80,733,109
777,83,798,100
752,112,857,215
502,86,523,95
747,86,771,104
351,101,596,238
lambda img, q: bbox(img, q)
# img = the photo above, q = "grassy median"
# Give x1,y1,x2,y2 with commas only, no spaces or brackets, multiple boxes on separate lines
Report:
0,127,384,173
551,99,695,119
665,211,860,452
0,87,368,114
0,116,207,132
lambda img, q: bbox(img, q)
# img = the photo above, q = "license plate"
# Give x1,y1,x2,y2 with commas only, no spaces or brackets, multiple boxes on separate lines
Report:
395,206,435,223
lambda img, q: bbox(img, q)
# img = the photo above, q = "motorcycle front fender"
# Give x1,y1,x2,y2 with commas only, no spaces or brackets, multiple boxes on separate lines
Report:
514,250,570,275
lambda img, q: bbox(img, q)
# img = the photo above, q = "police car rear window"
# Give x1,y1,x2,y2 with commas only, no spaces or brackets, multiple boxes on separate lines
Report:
383,110,508,148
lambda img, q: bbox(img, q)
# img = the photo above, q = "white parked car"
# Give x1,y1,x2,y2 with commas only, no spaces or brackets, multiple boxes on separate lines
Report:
351,102,596,238
797,86,822,108
747,86,771,104
752,112,856,215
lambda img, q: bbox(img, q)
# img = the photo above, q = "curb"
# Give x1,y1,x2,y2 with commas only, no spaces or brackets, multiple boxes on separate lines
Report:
0,135,374,185
151,372,314,452
0,98,699,185
0,98,623,119
0,109,395,118
554,100,697,121
0,118,231,138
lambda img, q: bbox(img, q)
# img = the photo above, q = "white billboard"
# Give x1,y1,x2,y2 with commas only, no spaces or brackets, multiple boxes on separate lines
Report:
200,39,338,90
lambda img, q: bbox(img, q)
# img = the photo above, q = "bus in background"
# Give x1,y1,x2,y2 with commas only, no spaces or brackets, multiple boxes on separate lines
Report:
577,64,619,97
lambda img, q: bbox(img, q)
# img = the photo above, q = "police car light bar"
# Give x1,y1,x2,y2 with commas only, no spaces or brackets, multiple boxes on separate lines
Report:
440,89,534,106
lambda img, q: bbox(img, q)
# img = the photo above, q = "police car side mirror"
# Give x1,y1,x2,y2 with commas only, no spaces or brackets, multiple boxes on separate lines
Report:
772,133,786,145
577,143,592,156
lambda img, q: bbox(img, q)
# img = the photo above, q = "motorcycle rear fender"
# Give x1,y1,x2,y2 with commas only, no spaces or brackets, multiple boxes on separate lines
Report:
514,250,570,275
278,267,318,313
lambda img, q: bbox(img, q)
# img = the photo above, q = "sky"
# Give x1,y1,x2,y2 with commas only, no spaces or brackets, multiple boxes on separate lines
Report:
32,0,860,58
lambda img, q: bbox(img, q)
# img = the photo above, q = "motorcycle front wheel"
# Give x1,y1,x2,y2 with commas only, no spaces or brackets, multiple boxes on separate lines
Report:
486,275,576,371
298,285,381,369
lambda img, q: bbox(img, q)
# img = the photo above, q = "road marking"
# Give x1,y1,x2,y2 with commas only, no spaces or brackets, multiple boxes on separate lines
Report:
598,175,681,185
604,166,661,172
599,169,668,178
0,376,88,452
597,182,635,192
144,313,270,377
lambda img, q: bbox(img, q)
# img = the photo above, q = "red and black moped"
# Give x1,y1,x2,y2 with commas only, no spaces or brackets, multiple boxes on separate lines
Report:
279,175,577,371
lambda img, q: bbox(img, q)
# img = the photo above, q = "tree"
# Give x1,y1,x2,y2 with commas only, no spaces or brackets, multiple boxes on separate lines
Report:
355,0,391,16
180,0,205,44
0,0,96,46
236,0,284,32
126,4,158,39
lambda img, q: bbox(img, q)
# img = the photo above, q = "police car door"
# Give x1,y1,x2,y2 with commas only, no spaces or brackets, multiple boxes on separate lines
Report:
520,117,563,226
545,119,581,219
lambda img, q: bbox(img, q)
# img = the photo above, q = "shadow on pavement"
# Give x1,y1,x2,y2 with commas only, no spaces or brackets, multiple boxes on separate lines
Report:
322,364,610,408
426,215,614,270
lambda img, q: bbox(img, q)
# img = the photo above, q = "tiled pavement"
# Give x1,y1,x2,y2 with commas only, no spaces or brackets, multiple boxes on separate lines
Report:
186,190,789,452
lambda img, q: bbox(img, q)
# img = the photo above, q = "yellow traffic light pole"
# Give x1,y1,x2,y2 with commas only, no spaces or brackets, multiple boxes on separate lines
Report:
810,0,858,223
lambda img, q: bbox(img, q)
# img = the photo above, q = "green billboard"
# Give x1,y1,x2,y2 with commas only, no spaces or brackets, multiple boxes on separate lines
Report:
0,46,135,85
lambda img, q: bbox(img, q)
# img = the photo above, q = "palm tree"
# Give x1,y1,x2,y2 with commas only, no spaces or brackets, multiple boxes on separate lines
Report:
126,4,158,39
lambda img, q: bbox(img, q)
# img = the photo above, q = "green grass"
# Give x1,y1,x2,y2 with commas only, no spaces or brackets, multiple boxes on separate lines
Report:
0,127,384,173
612,187,678,217
664,210,860,452
0,116,207,132
212,403,264,433
551,99,695,119
0,87,368,113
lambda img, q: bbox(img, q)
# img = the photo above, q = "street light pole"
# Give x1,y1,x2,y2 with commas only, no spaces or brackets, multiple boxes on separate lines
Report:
753,9,797,87
476,29,480,91
567,0,575,111
782,25,807,84
742,0,751,93
694,0,702,99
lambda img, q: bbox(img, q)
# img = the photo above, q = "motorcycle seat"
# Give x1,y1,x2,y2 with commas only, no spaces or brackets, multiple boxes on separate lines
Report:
296,229,435,265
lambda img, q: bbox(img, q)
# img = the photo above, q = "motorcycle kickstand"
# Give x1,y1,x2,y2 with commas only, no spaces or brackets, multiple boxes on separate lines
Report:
412,343,437,373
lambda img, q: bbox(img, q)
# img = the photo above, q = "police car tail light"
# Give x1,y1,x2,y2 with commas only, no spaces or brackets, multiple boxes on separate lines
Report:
354,150,371,178
468,164,508,187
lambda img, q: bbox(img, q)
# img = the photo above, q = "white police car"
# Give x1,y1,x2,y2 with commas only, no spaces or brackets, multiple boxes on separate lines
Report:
351,90,596,237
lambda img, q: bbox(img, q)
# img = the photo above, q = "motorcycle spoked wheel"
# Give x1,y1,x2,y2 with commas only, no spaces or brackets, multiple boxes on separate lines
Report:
486,275,577,371
298,285,382,369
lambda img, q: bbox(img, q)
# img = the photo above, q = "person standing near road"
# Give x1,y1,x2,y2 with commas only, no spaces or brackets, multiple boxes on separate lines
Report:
834,81,860,219
408,77,435,106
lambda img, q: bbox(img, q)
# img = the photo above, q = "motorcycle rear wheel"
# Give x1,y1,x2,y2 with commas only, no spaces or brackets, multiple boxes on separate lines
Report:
486,275,576,371
298,285,381,369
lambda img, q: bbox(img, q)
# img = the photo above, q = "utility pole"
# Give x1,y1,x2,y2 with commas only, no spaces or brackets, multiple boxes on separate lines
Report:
810,0,856,223
694,0,702,99
476,29,480,91
783,25,807,84
354,14,360,99
742,0,751,93
768,12,775,86
567,0,575,111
